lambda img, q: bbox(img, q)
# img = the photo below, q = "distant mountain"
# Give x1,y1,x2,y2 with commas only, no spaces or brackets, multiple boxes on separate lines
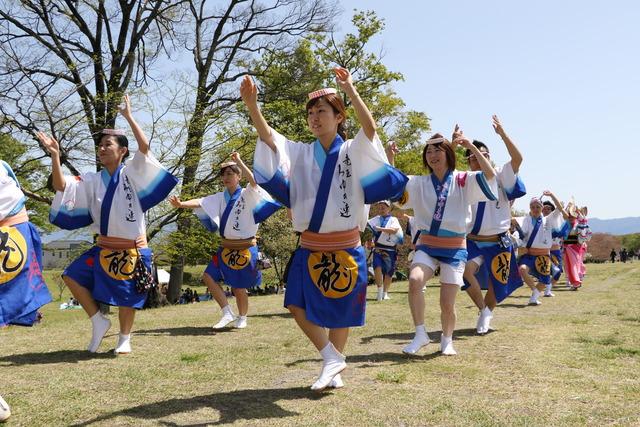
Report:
588,217,640,235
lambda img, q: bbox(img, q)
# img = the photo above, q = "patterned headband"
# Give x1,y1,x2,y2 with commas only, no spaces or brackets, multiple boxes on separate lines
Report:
308,88,337,100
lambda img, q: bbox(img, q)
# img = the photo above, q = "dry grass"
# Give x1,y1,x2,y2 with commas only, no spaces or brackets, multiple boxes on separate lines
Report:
1,263,639,426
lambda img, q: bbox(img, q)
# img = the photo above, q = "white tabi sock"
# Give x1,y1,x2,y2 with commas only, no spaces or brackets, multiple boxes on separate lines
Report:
440,334,457,355
114,333,132,354
403,324,430,355
311,343,347,391
88,312,111,353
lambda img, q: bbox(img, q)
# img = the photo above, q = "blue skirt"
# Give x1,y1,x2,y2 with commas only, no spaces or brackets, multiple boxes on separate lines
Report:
64,245,153,308
518,253,551,285
204,245,262,289
464,240,523,303
0,221,52,326
285,246,368,328
372,248,397,278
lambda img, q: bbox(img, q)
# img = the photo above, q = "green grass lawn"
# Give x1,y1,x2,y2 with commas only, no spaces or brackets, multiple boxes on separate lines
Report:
1,263,639,426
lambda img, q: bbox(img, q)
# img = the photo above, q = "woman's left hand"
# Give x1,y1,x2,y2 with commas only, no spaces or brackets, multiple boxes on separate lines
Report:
118,94,132,118
334,67,354,93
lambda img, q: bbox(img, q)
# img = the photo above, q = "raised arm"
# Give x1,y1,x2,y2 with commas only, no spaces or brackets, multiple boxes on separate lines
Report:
493,115,523,173
230,152,256,187
240,75,275,152
385,141,399,166
543,190,569,219
37,132,66,192
456,134,496,180
334,67,377,141
119,94,149,155
169,195,203,210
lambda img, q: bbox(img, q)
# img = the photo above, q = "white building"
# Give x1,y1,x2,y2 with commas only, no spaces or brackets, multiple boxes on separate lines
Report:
42,240,91,269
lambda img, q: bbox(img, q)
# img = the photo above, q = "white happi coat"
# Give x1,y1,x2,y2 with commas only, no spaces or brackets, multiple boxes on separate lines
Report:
397,170,498,237
254,129,401,233
520,209,563,250
49,151,177,238
468,161,526,235
0,160,26,220
195,184,280,238
368,215,403,247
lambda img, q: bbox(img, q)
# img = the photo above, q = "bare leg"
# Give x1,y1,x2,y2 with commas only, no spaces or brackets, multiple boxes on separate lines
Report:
288,305,329,351
63,275,99,317
408,264,433,326
374,267,383,289
484,283,497,311
439,283,459,338
463,261,485,310
233,288,249,316
203,273,228,309
383,274,393,294
328,328,349,353
118,307,135,334
519,265,537,290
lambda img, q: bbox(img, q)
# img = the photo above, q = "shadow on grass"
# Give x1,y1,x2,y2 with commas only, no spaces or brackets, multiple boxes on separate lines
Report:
285,349,445,368
134,326,231,336
250,312,293,319
498,303,531,309
71,386,326,426
0,349,116,366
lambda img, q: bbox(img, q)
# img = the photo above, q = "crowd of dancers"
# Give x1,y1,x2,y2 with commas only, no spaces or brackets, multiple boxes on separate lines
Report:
0,68,593,420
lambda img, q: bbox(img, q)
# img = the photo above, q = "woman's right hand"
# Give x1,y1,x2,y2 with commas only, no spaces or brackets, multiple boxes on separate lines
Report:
168,195,183,209
36,132,60,158
385,141,399,164
240,75,258,107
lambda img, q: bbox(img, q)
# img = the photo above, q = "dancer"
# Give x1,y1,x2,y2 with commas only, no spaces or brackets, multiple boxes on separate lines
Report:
1,159,54,422
517,191,567,305
169,152,280,329
542,200,568,295
390,128,498,356
40,95,178,354
1,160,52,327
461,115,526,335
244,67,407,390
563,203,591,290
367,200,403,301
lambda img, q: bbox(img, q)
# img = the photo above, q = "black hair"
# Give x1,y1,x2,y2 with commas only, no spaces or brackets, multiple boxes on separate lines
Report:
99,133,130,161
542,201,555,211
464,140,489,159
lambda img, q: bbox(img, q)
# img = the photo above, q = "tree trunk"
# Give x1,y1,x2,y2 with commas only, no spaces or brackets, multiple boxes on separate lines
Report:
168,261,184,304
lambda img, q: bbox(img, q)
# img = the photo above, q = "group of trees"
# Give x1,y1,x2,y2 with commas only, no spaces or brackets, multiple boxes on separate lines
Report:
0,1,431,299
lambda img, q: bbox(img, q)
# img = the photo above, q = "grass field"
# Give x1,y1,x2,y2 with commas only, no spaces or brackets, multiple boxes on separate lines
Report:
1,263,639,426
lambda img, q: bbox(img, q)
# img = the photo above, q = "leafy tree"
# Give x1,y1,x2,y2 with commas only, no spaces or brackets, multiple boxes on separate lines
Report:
0,133,53,231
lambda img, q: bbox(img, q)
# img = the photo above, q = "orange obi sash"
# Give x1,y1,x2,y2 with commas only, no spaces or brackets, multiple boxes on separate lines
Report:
221,237,257,250
97,235,148,250
300,227,361,252
522,247,550,256
551,244,561,251
0,208,29,227
418,234,466,249
467,233,501,243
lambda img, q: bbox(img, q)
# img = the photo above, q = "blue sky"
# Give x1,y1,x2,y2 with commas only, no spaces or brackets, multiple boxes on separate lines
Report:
338,1,639,219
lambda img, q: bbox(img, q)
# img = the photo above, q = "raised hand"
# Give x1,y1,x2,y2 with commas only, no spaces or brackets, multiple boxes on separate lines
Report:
452,124,463,142
492,115,505,135
118,94,132,119
334,67,355,95
385,141,399,164
168,195,183,209
230,151,241,163
36,132,60,157
452,125,472,150
240,75,258,107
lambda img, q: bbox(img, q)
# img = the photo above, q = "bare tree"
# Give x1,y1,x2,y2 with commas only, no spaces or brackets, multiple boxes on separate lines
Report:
164,0,334,301
0,0,188,174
